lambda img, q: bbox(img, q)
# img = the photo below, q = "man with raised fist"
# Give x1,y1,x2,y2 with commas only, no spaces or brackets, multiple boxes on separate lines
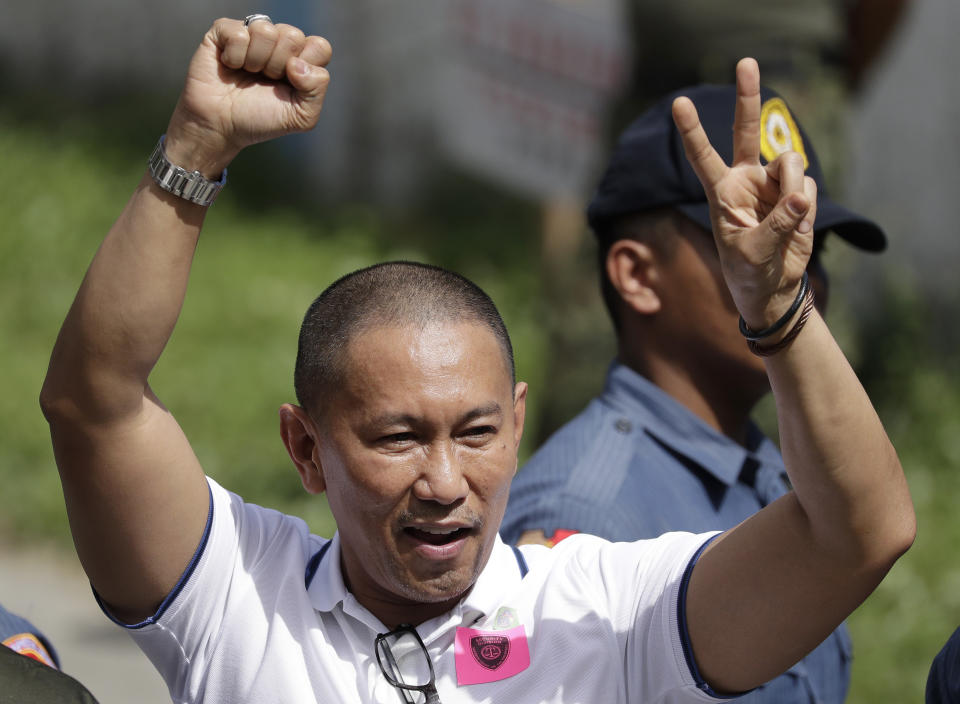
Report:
40,17,913,704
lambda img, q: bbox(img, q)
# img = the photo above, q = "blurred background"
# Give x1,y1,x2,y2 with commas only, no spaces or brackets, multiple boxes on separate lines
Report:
1,0,958,701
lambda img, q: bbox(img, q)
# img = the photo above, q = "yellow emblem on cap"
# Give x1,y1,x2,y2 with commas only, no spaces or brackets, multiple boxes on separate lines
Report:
759,97,808,169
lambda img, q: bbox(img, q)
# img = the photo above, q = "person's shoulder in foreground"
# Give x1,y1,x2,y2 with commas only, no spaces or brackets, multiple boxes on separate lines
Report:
39,13,913,703
0,602,59,669
0,604,100,703
0,645,100,704
928,627,960,703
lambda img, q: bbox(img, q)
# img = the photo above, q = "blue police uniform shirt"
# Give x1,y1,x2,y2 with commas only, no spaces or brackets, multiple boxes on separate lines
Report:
502,361,853,704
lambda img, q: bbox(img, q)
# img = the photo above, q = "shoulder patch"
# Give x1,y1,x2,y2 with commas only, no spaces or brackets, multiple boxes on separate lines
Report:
547,529,579,546
759,97,809,169
3,632,58,669
516,529,579,547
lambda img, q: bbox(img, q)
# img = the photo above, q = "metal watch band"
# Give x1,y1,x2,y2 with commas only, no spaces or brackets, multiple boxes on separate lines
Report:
147,135,227,207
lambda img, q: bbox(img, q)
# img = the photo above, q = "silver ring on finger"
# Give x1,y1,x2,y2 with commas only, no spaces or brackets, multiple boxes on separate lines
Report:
243,14,273,27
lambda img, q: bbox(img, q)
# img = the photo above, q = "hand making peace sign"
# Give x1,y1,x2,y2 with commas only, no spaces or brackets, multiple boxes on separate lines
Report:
672,58,818,333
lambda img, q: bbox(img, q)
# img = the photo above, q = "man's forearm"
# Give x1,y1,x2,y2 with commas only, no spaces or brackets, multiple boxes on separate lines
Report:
766,311,915,564
687,313,914,692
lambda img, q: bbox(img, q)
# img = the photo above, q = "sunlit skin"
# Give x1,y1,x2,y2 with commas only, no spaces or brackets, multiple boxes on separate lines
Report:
279,321,527,628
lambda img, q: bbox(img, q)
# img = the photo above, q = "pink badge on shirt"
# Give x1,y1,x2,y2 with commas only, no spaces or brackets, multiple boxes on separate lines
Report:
454,624,530,685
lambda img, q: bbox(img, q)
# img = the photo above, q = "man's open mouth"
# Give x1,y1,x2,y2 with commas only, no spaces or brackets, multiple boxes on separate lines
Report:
404,526,472,546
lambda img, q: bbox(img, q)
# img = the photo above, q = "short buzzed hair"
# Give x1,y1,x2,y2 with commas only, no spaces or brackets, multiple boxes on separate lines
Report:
294,261,515,416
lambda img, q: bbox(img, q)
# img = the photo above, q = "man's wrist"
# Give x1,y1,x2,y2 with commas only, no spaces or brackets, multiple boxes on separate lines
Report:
738,273,815,355
147,135,227,207
745,287,816,356
162,115,239,177
738,272,810,342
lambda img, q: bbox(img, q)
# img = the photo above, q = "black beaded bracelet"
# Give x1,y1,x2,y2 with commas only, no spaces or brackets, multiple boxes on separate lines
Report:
738,272,810,342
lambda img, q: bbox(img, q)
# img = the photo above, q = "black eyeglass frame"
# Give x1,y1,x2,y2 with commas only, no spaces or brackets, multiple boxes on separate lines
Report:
375,624,443,704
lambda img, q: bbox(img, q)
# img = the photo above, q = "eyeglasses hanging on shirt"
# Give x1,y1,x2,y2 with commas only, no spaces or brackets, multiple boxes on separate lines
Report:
375,624,443,704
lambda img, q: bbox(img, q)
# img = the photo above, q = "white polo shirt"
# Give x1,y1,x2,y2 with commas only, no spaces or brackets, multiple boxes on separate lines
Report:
107,477,726,703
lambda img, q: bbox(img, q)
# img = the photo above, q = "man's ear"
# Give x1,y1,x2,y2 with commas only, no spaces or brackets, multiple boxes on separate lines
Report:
278,403,326,495
606,239,662,315
511,382,528,475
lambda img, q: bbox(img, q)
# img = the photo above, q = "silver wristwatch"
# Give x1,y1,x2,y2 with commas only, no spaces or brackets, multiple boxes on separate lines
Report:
147,136,227,207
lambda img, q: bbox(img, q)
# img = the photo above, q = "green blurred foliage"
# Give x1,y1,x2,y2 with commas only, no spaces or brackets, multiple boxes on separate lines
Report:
843,285,960,704
2,100,958,704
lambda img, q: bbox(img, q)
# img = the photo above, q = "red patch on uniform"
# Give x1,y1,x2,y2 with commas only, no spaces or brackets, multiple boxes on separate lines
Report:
548,529,578,546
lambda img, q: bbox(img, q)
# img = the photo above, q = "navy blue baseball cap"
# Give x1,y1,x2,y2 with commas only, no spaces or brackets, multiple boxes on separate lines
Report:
587,84,886,251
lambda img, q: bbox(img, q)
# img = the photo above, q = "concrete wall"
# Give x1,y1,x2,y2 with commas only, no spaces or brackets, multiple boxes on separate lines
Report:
847,0,959,305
